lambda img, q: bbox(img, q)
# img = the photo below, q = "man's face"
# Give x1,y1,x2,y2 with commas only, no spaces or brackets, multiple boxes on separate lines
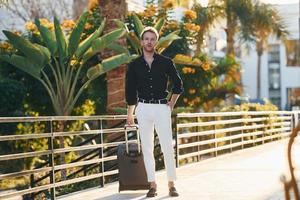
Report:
141,31,157,53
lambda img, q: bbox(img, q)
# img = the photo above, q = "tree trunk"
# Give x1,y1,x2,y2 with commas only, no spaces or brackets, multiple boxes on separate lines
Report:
195,30,204,56
99,0,128,115
256,41,263,99
226,13,236,58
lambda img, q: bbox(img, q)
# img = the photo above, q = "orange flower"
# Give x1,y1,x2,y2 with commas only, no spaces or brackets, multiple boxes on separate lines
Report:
201,62,210,71
88,0,98,11
162,0,173,9
84,23,93,30
0,42,11,50
184,23,200,32
182,67,195,74
174,54,193,64
188,88,196,94
184,10,197,20
25,22,37,32
61,19,75,29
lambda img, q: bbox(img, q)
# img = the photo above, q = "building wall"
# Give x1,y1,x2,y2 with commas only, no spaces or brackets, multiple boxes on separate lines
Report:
241,3,300,110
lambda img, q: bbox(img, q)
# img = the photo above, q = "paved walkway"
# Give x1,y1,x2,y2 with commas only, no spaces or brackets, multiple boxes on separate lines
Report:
58,138,300,200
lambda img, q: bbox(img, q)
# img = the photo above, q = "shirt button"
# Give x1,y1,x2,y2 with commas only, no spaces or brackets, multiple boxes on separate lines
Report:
150,86,152,88
150,78,152,80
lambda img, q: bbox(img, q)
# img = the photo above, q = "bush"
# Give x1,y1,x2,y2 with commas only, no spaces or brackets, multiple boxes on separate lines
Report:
0,78,25,116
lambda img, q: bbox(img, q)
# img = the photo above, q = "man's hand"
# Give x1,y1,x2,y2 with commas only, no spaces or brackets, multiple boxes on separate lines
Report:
127,113,135,125
167,101,175,111
127,105,136,125
167,94,180,111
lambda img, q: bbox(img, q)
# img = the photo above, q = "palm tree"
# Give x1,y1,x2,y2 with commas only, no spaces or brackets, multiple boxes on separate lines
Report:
210,0,253,57
98,0,128,114
192,2,221,56
250,3,288,99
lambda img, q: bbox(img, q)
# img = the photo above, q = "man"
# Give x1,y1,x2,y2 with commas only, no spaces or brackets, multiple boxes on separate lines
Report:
125,26,183,197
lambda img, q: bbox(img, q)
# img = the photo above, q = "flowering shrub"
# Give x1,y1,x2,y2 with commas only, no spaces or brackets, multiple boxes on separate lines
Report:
174,54,242,111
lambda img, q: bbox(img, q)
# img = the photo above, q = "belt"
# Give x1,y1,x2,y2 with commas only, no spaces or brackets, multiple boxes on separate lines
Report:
138,98,168,104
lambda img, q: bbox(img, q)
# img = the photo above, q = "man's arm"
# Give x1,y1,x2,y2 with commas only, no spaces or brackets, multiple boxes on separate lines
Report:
167,94,180,111
127,105,136,125
167,59,183,110
125,61,138,125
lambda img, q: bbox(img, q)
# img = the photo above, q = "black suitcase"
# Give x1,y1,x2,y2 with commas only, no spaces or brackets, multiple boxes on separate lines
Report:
117,125,150,192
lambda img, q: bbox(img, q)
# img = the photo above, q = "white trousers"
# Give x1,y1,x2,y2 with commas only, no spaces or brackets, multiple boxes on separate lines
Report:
135,102,177,182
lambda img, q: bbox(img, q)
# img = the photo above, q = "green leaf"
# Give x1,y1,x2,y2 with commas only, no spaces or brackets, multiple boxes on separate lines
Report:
54,17,67,62
82,28,126,62
155,30,181,53
107,43,130,55
0,55,42,78
68,11,89,57
34,44,51,64
113,19,129,32
132,13,144,38
35,18,57,55
154,18,165,34
75,18,106,59
87,53,131,80
3,30,45,66
127,32,142,54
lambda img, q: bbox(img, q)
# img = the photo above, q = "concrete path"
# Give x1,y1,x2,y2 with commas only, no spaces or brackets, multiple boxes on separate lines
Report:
58,138,300,200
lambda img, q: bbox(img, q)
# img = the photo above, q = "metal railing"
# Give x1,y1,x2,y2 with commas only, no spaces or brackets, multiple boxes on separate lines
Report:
0,115,132,199
0,111,299,199
176,111,300,167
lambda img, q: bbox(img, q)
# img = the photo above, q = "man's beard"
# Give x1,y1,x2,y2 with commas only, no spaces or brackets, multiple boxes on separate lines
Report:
143,45,155,53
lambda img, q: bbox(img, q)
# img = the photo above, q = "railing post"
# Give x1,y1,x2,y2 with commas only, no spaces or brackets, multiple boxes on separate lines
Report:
214,116,217,157
98,119,105,187
174,115,179,168
230,115,233,153
197,116,201,162
241,113,245,150
49,119,56,200
30,174,35,199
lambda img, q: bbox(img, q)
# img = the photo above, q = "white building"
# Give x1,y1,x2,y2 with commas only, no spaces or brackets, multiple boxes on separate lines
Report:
241,3,300,110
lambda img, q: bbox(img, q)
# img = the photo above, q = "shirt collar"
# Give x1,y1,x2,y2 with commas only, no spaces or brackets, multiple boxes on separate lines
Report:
141,51,159,60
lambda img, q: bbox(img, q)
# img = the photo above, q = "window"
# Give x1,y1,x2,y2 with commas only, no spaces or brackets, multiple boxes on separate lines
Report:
284,39,300,67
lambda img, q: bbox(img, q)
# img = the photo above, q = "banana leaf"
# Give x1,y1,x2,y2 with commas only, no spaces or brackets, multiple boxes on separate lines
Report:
68,11,89,57
2,30,45,66
127,32,142,54
0,54,42,78
155,30,181,53
75,18,106,59
35,19,57,55
107,43,130,55
113,19,129,32
34,44,51,64
54,17,67,62
132,13,144,38
87,53,131,80
82,28,126,62
154,18,165,34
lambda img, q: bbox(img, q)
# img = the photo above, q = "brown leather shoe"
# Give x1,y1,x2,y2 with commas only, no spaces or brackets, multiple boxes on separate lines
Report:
169,187,179,197
146,187,157,197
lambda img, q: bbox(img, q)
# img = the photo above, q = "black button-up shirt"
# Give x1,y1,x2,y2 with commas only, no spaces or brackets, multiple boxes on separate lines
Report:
125,53,183,105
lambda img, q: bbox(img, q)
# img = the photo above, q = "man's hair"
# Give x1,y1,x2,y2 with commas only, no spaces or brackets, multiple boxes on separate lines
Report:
140,26,159,40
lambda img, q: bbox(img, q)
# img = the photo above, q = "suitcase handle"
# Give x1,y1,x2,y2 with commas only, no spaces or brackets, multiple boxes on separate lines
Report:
124,124,141,154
